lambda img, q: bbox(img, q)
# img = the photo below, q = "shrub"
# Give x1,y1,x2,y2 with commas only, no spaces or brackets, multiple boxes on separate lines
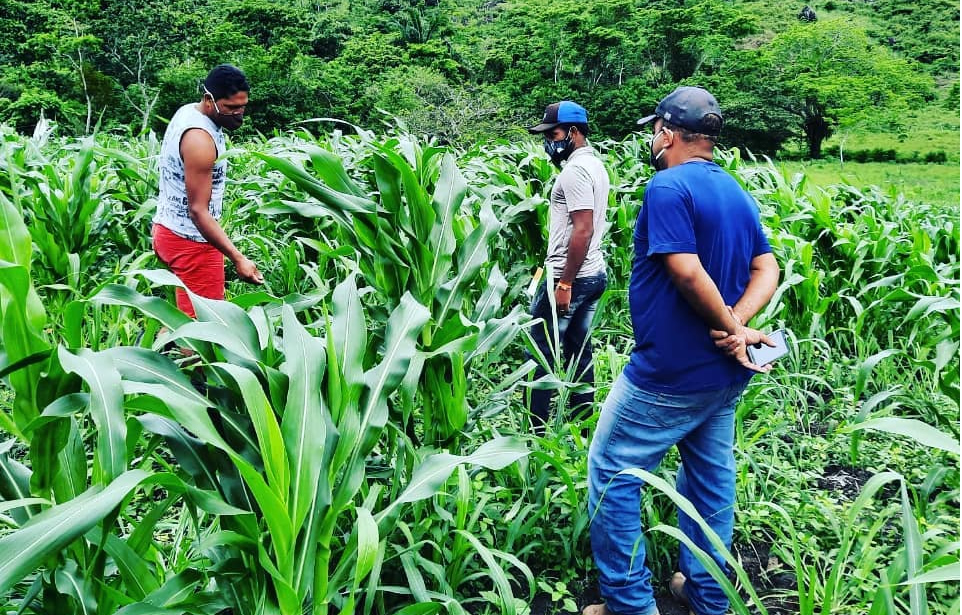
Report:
923,150,948,163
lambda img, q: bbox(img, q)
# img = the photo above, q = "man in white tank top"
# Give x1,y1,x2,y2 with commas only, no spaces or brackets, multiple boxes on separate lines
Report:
152,64,263,318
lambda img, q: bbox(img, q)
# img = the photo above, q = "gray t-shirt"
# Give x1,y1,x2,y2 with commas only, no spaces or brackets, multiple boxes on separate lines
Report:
544,146,610,278
152,103,226,242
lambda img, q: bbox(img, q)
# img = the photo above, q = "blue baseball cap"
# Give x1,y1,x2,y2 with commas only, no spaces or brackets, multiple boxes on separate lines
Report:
637,86,723,136
528,101,588,133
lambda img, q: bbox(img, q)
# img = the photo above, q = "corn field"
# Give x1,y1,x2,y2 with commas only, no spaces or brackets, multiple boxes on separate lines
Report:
0,123,958,615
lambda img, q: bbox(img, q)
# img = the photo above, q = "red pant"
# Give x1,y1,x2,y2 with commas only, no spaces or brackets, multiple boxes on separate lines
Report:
152,224,224,318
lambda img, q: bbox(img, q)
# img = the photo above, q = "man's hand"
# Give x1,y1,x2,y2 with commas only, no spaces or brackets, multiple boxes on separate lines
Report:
235,257,264,284
710,326,774,373
555,284,571,315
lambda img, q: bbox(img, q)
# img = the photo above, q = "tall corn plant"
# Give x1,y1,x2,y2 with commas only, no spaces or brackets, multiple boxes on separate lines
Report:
91,270,530,615
1,262,529,615
0,164,227,614
2,138,112,290
254,133,530,446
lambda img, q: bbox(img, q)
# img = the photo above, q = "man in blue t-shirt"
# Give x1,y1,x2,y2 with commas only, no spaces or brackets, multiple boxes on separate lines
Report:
584,87,780,615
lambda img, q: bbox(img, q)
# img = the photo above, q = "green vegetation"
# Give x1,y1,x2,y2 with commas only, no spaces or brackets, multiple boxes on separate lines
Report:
775,161,960,210
0,0,957,159
0,2,958,613
0,126,958,615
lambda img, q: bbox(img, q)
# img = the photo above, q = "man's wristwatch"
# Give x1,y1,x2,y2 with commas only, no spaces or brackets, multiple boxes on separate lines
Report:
556,281,572,291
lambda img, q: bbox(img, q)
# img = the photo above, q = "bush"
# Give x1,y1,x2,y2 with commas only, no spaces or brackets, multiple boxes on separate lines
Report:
923,150,948,163
896,151,921,163
868,147,897,162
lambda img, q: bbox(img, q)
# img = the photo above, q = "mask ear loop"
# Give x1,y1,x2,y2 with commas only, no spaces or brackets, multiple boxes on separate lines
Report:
202,86,223,115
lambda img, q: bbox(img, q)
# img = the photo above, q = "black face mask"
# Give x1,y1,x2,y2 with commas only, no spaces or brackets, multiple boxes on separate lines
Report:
205,87,246,131
544,129,573,167
649,127,670,171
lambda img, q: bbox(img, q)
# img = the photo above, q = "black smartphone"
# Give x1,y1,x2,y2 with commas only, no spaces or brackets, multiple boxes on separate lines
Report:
747,329,790,366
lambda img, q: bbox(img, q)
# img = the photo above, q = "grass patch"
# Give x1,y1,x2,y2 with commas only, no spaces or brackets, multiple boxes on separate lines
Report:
826,113,960,163
773,160,960,209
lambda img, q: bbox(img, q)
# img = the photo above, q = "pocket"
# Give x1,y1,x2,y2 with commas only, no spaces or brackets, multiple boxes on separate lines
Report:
629,389,696,429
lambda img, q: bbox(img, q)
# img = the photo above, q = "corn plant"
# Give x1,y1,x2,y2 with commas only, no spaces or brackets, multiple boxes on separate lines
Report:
0,265,531,615
253,133,529,447
0,163,223,614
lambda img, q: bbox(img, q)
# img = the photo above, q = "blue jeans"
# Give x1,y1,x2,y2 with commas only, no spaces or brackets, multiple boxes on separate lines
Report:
588,374,746,615
527,271,607,428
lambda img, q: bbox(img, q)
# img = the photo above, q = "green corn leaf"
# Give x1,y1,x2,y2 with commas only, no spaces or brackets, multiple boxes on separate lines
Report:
105,347,235,454
0,450,33,524
468,306,527,364
854,349,901,401
848,417,960,454
427,154,468,287
371,152,405,221
53,420,86,505
168,321,260,364
900,482,927,615
903,563,962,584
58,347,127,484
452,530,519,615
0,193,33,274
252,151,376,214
260,199,353,230
359,292,430,448
906,295,960,321
0,469,151,595
0,262,52,431
391,603,443,615
651,524,754,615
114,605,187,615
86,526,159,600
54,560,97,615
332,273,367,390
376,144,433,239
306,145,369,198
0,196,45,330
622,468,768,615
185,295,264,361
94,282,192,331
399,551,431,604
279,306,327,534
436,199,500,326
216,363,291,501
472,264,508,323
353,506,379,590
391,437,529,508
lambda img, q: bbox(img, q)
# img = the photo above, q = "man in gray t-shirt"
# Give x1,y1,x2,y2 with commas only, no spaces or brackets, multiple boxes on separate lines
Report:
526,101,610,430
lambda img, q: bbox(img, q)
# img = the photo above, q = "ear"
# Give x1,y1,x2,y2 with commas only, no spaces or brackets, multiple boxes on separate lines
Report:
662,128,675,146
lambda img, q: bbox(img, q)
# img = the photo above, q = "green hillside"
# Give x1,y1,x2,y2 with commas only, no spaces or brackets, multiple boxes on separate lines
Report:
0,0,957,158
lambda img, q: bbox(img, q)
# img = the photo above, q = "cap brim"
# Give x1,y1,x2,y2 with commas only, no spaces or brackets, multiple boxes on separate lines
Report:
636,114,657,126
528,122,559,134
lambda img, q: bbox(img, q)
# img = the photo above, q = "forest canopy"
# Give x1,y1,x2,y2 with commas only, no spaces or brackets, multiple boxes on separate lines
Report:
0,0,957,157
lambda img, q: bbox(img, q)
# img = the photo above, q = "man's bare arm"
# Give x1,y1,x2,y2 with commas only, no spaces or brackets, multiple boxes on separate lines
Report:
181,129,262,283
663,253,740,334
731,252,779,325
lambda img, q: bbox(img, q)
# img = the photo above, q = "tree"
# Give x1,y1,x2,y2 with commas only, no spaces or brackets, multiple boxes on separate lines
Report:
756,19,934,158
641,0,758,82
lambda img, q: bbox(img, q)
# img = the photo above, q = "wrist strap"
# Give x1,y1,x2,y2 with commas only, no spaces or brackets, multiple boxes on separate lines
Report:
557,281,572,291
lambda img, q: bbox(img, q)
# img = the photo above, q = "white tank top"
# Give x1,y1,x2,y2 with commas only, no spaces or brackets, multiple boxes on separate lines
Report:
152,104,226,242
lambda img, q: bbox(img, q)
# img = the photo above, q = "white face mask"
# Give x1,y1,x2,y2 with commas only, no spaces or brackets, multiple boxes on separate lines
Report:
649,126,672,171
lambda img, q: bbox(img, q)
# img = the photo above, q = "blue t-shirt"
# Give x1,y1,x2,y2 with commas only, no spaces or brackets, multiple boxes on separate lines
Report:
623,160,772,393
